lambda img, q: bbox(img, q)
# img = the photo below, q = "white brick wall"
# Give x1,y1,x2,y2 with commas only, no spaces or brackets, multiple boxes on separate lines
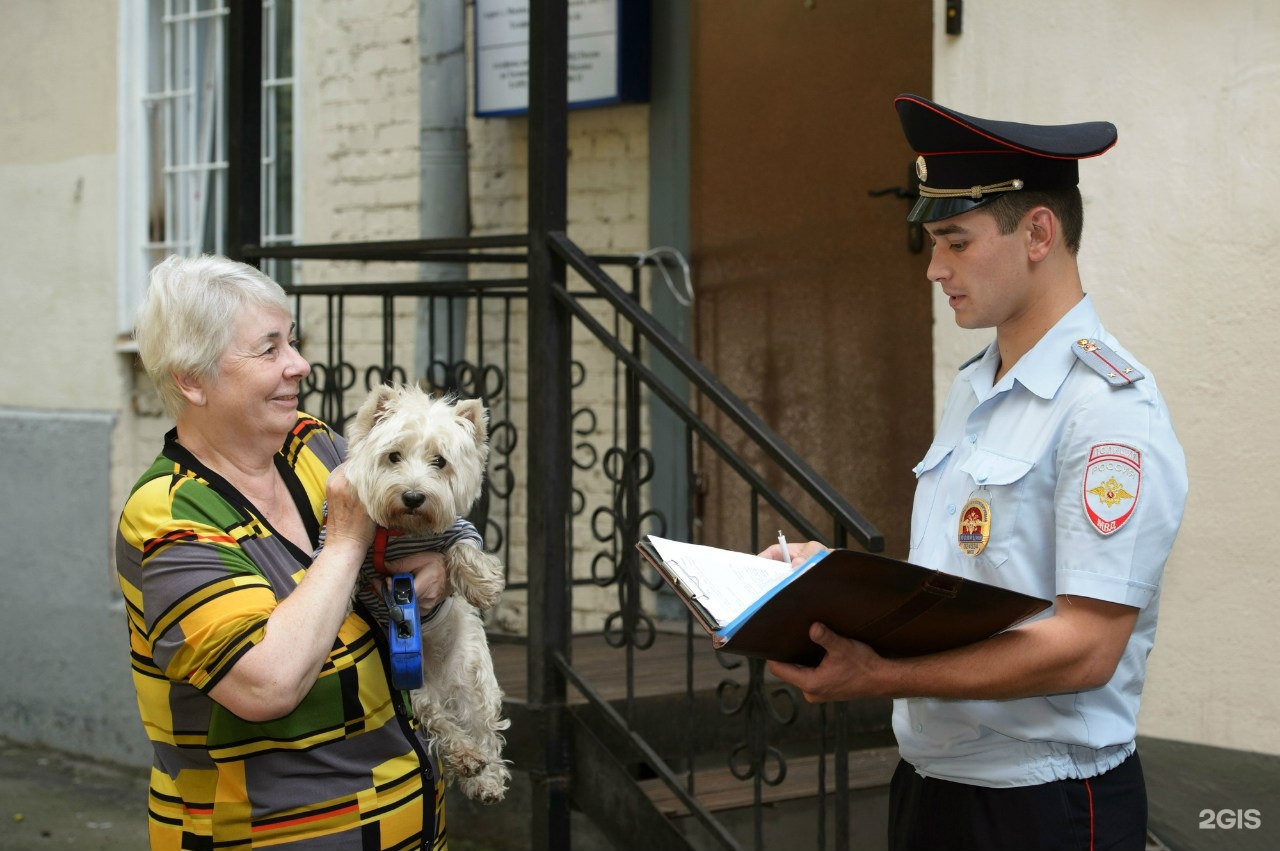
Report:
287,3,656,637
461,3,655,635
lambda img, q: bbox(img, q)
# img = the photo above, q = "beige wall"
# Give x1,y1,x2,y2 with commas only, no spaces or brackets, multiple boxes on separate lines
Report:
0,0,121,412
928,0,1280,754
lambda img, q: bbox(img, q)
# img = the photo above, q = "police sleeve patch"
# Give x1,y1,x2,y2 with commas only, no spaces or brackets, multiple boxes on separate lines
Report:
1082,443,1142,535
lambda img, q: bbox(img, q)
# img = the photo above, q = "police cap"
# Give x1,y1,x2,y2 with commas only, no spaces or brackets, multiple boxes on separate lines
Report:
895,94,1118,224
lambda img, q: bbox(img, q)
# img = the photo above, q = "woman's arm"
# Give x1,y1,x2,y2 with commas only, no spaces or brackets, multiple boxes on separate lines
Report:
209,465,374,721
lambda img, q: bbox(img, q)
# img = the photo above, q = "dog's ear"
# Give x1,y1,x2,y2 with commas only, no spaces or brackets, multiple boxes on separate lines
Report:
453,398,490,447
348,384,398,446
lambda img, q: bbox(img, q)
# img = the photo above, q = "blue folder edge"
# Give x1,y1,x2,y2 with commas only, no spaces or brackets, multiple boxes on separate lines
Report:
714,549,828,644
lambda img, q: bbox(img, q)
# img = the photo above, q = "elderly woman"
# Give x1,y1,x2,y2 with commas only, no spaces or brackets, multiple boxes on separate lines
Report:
116,255,449,850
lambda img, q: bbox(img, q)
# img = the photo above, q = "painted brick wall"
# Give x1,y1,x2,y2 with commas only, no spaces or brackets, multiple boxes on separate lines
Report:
294,3,655,635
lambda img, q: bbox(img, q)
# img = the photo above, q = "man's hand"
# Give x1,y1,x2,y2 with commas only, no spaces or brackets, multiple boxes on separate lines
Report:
768,623,888,703
758,539,829,568
768,595,1140,705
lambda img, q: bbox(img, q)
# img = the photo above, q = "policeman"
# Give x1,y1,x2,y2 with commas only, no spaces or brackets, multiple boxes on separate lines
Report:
768,95,1188,850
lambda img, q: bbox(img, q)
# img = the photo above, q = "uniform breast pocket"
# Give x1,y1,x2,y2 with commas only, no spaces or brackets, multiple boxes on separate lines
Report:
910,443,954,550
956,449,1035,569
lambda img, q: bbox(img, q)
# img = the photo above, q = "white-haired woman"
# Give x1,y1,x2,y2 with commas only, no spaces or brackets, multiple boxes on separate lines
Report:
117,255,449,850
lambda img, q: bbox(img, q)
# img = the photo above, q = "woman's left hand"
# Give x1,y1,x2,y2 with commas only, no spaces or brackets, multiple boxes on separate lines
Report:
385,551,449,613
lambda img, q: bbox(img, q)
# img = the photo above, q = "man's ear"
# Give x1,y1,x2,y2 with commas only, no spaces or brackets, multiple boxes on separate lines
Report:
1025,207,1056,262
173,371,207,407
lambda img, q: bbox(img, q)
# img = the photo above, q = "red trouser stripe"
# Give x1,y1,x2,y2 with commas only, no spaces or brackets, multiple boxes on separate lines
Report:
1085,778,1095,851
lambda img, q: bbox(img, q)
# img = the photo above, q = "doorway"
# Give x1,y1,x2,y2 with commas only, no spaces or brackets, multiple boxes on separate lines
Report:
689,0,934,556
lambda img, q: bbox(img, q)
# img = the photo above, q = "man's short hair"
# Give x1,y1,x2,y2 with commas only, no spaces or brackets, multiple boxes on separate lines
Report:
983,187,1084,254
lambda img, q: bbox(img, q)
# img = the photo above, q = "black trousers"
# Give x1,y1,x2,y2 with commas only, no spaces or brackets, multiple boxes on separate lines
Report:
888,752,1147,851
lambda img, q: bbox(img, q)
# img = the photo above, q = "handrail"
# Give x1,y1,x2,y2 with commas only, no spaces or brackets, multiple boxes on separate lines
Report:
277,278,529,297
240,232,887,849
553,276,827,543
553,650,743,851
243,233,529,263
253,230,884,550
549,231,883,552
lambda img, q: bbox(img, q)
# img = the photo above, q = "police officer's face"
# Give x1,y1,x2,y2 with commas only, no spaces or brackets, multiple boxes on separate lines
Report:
924,208,1030,331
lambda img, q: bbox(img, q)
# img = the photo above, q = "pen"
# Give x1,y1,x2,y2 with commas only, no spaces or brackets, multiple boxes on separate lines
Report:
777,530,792,563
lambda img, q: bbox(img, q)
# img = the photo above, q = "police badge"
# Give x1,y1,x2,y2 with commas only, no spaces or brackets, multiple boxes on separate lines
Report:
1083,443,1141,535
957,494,991,556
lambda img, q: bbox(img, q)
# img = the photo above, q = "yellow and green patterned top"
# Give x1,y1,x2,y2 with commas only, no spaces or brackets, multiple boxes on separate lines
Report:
116,414,446,850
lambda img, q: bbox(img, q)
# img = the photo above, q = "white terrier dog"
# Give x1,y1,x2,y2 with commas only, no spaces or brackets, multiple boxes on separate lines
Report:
344,384,511,804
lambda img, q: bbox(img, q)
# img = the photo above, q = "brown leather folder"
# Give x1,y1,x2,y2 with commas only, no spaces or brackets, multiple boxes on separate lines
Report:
637,540,1051,666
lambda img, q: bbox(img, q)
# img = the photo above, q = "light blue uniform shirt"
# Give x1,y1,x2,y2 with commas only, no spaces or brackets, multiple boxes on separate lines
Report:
896,295,1187,787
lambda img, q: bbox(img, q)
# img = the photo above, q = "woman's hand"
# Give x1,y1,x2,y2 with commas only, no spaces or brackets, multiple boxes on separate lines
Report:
385,550,450,613
323,464,376,553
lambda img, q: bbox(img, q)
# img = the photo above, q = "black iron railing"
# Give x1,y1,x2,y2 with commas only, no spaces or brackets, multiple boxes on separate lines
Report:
248,234,891,851
233,1,891,845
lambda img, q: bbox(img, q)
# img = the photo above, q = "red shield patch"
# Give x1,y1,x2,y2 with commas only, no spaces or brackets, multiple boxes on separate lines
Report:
1082,443,1141,535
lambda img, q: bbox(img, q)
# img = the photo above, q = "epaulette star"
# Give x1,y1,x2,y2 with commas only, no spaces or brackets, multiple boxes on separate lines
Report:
1072,338,1144,386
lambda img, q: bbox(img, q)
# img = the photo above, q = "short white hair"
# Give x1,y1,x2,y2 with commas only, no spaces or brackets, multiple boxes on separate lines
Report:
134,255,293,419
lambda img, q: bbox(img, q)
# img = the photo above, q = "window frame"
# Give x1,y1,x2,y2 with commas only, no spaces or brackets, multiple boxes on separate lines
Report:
117,0,297,340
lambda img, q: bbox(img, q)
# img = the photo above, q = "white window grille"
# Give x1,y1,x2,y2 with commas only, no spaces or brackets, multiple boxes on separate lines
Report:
118,0,296,338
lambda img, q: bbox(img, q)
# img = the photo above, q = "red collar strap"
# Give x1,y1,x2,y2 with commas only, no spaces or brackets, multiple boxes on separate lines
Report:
371,526,407,574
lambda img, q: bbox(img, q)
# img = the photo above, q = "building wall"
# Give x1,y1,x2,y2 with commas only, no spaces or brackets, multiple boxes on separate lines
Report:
0,1,148,765
4,0,1271,771
928,0,1280,754
0,0,120,411
466,38,653,635
296,2,653,636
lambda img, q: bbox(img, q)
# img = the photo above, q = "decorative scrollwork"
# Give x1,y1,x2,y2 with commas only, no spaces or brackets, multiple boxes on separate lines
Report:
364,363,409,390
602,582,656,650
573,408,599,471
717,660,799,789
729,743,787,786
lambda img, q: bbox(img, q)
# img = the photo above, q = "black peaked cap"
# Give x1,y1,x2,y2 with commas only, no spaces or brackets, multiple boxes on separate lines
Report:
895,94,1118,223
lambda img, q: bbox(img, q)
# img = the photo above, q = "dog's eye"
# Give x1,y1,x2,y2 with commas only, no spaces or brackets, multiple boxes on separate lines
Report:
388,452,402,464
432,456,448,470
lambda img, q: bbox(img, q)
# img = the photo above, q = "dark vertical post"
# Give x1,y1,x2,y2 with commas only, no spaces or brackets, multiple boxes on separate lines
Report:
526,1,572,849
226,0,263,264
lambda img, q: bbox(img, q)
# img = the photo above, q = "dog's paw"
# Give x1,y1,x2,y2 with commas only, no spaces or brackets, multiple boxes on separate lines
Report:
457,762,511,804
446,545,506,610
441,743,489,780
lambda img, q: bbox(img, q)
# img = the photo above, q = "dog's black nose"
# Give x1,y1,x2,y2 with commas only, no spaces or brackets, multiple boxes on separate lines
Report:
401,491,426,510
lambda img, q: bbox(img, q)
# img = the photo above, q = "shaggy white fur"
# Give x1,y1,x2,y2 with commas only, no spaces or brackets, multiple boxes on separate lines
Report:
346,384,511,804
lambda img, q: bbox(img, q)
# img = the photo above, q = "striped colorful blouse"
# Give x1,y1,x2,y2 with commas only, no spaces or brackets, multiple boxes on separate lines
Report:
116,414,446,849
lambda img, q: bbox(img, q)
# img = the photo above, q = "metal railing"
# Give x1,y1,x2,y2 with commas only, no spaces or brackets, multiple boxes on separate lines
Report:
247,234,891,850
232,2,891,844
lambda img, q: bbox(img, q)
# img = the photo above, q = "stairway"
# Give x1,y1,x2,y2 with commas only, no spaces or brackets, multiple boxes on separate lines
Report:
445,632,897,851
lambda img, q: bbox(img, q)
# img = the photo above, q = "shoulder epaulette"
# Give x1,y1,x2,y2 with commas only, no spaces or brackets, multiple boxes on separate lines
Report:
1072,338,1144,386
958,348,986,371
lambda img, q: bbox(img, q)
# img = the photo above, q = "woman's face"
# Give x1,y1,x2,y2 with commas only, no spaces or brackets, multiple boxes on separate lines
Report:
202,305,311,440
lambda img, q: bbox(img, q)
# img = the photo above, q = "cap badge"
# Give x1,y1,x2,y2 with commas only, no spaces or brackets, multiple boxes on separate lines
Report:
915,155,928,183
957,495,991,556
1082,443,1141,535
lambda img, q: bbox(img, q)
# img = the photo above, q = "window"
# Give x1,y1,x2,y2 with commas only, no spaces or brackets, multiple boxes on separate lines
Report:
118,0,295,336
